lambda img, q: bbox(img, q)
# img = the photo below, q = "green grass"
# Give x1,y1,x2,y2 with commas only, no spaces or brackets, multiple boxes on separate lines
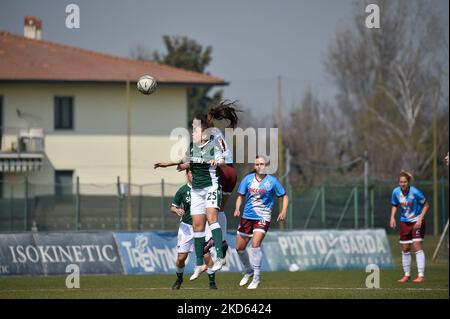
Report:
0,236,448,299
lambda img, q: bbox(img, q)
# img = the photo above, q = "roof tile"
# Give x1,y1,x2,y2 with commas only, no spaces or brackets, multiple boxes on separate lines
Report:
0,31,226,85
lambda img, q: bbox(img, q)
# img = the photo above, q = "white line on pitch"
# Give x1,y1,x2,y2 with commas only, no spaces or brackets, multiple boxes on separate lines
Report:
1,287,448,293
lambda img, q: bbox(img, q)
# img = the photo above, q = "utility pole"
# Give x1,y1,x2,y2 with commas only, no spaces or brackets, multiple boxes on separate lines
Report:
432,79,439,236
363,151,369,228
126,79,133,231
285,148,293,229
277,75,285,230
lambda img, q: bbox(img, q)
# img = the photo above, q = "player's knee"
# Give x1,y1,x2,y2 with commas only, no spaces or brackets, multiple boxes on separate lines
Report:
192,221,205,231
412,242,423,252
176,259,185,268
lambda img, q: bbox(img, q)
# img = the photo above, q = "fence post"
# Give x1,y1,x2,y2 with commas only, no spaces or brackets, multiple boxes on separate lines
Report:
75,176,80,231
321,185,326,227
116,176,122,230
161,178,165,230
363,151,369,228
287,184,293,229
10,184,14,231
354,186,358,229
370,186,375,228
440,177,447,233
138,185,143,230
24,176,28,231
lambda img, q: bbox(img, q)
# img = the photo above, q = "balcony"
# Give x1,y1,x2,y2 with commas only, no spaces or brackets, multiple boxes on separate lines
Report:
0,127,44,172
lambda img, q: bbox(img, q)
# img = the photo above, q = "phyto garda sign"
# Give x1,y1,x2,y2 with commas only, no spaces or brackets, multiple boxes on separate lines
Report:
262,229,394,271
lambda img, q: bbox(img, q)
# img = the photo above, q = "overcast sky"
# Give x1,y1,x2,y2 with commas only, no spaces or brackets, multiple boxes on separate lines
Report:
1,0,448,117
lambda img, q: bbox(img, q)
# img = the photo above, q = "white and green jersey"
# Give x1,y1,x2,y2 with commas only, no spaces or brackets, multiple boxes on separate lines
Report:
187,140,223,189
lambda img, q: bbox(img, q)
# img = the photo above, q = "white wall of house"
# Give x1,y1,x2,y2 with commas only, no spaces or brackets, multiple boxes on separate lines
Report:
0,83,188,197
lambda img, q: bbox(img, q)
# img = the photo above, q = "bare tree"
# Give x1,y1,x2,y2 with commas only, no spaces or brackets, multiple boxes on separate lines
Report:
326,0,448,180
284,89,356,185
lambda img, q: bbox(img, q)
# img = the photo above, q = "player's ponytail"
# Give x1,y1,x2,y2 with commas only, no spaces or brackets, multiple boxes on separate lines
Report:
399,170,413,183
208,100,242,128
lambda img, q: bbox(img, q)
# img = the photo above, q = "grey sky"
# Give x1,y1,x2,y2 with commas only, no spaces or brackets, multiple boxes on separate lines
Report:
1,0,448,117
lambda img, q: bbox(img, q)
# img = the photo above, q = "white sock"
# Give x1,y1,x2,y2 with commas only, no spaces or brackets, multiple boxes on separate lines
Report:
218,211,227,239
237,250,252,274
415,250,425,277
251,247,262,280
402,251,411,277
206,268,214,275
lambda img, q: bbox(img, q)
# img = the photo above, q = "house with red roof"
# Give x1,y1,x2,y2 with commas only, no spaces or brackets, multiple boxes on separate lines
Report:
0,17,226,200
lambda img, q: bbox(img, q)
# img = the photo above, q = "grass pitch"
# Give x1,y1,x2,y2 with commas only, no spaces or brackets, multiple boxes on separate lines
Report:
0,236,448,299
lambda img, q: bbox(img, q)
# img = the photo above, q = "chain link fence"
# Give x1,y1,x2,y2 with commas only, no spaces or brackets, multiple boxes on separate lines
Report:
0,178,448,234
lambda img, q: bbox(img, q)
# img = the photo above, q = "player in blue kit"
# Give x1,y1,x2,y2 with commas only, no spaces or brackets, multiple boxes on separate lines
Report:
390,170,429,283
233,155,289,289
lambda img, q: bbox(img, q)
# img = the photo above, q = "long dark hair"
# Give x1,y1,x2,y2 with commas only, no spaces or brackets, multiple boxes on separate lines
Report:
193,112,209,131
208,100,241,128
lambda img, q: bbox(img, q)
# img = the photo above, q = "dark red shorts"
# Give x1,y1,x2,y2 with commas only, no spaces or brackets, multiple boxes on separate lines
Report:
237,218,270,237
219,164,237,194
399,221,426,244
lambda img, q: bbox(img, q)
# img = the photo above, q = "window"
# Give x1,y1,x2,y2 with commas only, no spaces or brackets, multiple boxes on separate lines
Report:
54,97,74,130
55,170,73,196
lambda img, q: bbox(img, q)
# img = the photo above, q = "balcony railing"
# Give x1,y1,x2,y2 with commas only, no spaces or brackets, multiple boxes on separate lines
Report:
0,127,45,172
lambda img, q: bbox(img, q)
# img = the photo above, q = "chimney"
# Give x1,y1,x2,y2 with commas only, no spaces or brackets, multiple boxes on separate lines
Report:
24,16,42,40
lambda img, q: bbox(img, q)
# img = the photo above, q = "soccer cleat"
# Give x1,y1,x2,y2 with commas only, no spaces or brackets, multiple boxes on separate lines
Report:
247,278,260,289
189,264,207,281
171,279,183,290
412,276,425,283
211,258,226,272
239,272,254,287
397,276,410,283
209,282,218,290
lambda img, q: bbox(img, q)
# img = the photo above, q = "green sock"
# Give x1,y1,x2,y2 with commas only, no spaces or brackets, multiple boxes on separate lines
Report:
176,272,183,280
211,228,224,258
194,236,205,265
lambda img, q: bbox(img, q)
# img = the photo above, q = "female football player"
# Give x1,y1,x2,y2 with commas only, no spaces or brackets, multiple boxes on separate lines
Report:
178,115,227,279
390,170,429,283
155,101,241,267
201,101,241,258
234,155,289,289
156,114,227,277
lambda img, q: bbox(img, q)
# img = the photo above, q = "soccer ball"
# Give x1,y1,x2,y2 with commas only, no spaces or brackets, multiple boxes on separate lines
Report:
137,75,157,95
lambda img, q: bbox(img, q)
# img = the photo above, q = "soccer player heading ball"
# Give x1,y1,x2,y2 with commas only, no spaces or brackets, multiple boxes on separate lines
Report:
234,156,289,289
154,101,241,281
390,170,429,283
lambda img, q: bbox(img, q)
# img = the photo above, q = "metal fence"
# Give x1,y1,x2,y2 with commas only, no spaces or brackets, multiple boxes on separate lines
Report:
285,180,449,236
0,178,448,234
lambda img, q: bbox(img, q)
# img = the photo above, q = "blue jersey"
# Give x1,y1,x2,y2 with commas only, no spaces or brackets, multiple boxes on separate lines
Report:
237,173,286,222
391,186,426,223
